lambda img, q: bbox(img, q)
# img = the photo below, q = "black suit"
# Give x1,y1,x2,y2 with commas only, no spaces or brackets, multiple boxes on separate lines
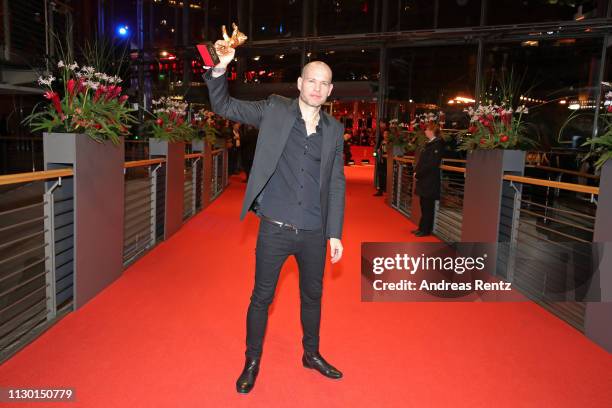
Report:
415,137,443,234
204,71,346,358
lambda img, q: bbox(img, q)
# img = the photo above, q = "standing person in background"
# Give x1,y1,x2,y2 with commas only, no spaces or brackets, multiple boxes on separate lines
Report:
232,122,243,175
413,122,444,237
343,130,353,165
373,129,389,196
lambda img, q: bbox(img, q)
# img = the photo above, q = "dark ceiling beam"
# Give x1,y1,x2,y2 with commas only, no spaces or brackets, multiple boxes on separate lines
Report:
239,18,612,54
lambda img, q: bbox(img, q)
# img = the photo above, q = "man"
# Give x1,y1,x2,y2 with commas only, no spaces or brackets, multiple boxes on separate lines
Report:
204,39,346,394
373,129,389,196
413,122,444,237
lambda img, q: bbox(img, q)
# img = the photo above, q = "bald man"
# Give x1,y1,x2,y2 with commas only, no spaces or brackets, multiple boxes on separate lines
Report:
204,42,346,394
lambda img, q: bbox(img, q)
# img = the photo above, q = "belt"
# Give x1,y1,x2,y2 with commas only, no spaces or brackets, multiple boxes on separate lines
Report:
260,215,300,233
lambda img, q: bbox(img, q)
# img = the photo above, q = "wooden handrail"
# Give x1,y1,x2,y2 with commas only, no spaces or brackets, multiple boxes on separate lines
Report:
440,164,466,173
442,158,467,164
211,148,224,155
0,168,74,186
527,164,600,180
185,153,203,159
393,156,415,163
503,174,599,195
124,158,166,168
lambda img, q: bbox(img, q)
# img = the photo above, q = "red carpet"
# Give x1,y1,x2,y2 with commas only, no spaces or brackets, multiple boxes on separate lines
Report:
1,165,611,407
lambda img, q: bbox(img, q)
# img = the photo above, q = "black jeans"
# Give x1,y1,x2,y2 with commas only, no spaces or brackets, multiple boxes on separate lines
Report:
419,196,437,234
246,219,327,359
376,158,387,192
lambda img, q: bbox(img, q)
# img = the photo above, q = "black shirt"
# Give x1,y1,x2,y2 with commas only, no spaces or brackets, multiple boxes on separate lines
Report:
259,101,323,230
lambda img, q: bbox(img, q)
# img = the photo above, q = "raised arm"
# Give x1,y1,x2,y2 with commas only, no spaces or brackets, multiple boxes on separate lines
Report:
203,40,268,127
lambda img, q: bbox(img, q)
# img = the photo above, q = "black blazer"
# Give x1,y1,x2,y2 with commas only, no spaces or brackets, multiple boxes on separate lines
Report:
204,71,346,239
415,137,444,199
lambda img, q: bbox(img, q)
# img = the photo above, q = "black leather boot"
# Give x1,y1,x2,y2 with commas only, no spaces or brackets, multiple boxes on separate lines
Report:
302,351,343,379
236,357,260,394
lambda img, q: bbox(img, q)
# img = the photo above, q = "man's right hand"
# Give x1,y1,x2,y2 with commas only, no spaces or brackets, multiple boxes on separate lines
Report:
214,39,235,68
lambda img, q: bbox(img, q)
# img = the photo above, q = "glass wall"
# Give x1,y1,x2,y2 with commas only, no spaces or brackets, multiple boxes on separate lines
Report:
483,37,604,151
240,52,302,83
486,0,608,25
250,0,303,40
386,45,478,127
317,0,376,35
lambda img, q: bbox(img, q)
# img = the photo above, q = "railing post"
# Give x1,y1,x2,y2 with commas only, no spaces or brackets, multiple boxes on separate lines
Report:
202,143,213,208
191,158,199,214
150,164,161,246
43,179,61,321
149,139,184,239
395,161,402,208
222,148,229,187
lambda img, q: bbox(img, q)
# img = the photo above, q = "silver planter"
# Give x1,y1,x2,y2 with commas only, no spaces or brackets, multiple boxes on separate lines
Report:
149,137,185,239
43,132,125,309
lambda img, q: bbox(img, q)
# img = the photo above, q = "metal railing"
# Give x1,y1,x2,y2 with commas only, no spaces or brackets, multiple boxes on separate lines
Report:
0,170,75,363
0,146,231,362
211,149,226,200
183,154,202,221
391,157,415,217
433,165,466,244
501,174,599,332
123,159,166,267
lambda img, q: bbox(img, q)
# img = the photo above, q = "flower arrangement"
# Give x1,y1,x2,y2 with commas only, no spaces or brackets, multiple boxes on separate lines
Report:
387,119,418,153
458,103,531,151
25,61,136,145
191,109,220,145
581,91,612,169
149,97,194,142
411,111,446,131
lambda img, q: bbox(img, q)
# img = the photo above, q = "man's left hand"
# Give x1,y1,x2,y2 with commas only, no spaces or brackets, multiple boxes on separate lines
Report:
329,238,343,264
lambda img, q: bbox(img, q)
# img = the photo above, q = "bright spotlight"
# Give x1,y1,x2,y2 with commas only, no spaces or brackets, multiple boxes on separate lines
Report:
117,25,129,37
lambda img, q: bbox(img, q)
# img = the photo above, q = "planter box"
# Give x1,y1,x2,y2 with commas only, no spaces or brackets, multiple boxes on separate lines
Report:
149,138,184,239
43,132,125,309
585,160,612,352
461,149,525,283
462,149,525,242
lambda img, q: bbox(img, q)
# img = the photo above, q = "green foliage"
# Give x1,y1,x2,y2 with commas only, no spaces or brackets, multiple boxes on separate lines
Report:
24,62,137,145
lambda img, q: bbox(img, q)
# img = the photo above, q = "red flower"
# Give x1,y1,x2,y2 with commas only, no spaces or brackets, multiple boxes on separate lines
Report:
155,118,164,126
93,86,107,102
105,86,122,101
43,91,57,100
77,79,87,94
169,112,177,122
119,95,129,104
67,79,76,96
500,134,509,143
479,138,487,145
44,91,64,119
607,105,612,113
176,117,184,125
468,125,477,133
94,123,102,129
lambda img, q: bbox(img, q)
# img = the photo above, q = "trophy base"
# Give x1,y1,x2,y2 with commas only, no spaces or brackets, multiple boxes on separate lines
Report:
196,42,221,67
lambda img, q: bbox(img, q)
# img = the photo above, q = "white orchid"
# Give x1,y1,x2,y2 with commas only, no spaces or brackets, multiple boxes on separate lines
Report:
37,75,56,87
